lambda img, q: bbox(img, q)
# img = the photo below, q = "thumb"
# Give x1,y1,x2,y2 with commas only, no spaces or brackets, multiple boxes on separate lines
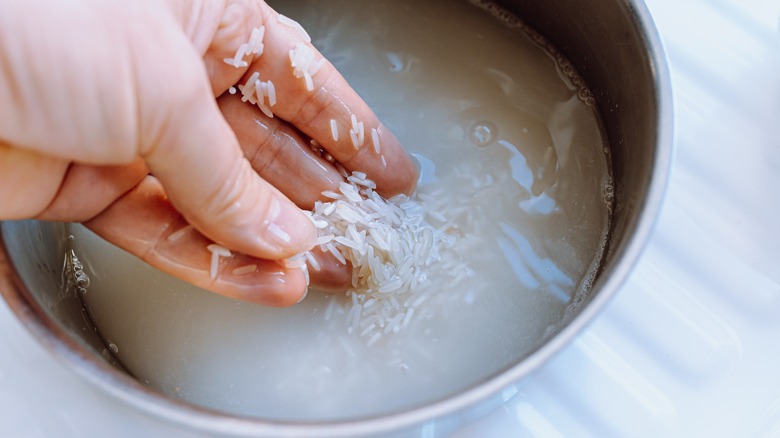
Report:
140,45,315,260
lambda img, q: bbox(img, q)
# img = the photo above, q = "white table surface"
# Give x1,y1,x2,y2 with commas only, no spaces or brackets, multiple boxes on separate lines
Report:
2,0,780,436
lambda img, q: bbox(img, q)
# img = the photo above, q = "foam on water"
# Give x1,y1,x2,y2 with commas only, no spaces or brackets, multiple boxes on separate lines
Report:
69,0,612,420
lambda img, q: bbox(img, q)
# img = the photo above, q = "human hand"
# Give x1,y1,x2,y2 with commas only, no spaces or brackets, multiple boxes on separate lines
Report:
0,0,417,305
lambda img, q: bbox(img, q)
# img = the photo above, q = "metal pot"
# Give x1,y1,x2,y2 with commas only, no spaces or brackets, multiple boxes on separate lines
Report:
0,0,672,436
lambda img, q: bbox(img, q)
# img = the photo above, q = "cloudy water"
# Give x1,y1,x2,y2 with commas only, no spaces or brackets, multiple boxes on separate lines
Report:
70,0,612,420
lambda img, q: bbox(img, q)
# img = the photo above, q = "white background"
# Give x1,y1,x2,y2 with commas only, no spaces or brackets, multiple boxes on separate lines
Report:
2,0,779,436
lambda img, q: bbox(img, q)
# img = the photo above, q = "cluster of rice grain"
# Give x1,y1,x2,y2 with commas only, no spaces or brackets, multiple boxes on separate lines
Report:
237,71,277,118
348,114,365,150
305,171,481,346
289,43,325,91
223,26,265,68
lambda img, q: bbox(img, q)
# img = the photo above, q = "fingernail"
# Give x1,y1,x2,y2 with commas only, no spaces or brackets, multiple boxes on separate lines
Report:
265,196,315,252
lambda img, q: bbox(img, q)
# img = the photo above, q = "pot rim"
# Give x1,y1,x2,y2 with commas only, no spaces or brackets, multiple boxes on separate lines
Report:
0,0,673,435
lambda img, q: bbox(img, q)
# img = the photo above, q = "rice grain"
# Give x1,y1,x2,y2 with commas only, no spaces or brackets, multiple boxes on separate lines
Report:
306,171,477,345
167,225,192,242
206,244,232,279
330,119,339,141
371,128,381,154
233,264,257,276
277,14,312,42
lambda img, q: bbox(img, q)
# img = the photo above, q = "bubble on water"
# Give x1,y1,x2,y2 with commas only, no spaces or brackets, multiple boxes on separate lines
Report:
467,121,497,148
603,182,615,208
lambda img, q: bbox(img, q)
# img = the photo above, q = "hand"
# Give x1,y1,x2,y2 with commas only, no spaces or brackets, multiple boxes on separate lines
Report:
0,0,417,306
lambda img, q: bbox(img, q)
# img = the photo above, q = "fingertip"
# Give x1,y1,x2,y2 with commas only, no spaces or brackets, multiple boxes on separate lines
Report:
376,146,419,197
261,192,318,257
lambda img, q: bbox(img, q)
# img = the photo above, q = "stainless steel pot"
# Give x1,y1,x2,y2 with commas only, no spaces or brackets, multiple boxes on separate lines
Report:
0,0,672,436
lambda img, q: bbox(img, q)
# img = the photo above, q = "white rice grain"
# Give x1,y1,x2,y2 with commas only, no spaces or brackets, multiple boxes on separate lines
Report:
428,210,448,223
316,235,334,245
207,244,232,257
233,264,257,276
360,323,377,337
322,190,341,200
259,103,274,119
330,119,339,141
268,223,291,243
324,296,337,321
289,43,321,91
282,253,306,269
371,128,381,154
335,163,350,178
209,252,219,279
266,80,277,106
248,26,265,55
334,236,362,252
277,14,312,43
206,244,232,280
367,332,382,347
377,277,403,294
167,225,192,242
304,251,321,272
300,263,310,287
350,130,360,150
223,43,249,68
311,58,326,75
401,307,416,328
305,170,476,346
357,121,365,146
304,71,314,91
325,242,347,264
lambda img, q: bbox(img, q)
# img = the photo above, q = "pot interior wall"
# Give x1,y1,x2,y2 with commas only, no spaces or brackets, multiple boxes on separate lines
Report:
499,0,662,286
0,0,666,432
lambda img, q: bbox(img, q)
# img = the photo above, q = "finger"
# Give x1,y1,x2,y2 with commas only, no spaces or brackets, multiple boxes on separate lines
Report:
199,0,264,96
218,93,344,209
36,158,149,222
0,143,69,219
307,247,352,292
204,4,418,197
137,35,314,261
84,176,307,307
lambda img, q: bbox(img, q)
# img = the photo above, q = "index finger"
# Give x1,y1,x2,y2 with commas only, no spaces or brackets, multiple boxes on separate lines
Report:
226,4,418,197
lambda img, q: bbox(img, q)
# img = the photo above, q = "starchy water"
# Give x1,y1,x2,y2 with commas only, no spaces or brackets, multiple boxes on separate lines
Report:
69,0,612,420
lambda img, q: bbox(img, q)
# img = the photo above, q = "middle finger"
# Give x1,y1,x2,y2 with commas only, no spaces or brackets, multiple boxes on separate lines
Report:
218,92,343,210
219,3,418,197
